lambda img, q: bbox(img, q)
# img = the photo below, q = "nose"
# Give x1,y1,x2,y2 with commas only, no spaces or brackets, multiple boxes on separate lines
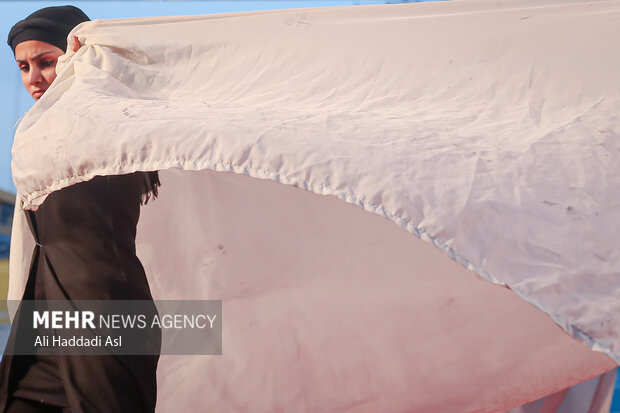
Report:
28,66,43,86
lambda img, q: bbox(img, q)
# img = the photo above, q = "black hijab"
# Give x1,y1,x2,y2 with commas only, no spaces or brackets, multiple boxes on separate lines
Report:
7,5,90,54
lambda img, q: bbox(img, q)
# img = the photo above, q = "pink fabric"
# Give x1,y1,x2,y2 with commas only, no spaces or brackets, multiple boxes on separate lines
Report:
508,367,617,413
134,170,616,411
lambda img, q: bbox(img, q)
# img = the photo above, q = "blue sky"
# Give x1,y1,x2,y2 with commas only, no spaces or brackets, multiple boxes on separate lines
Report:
0,0,392,194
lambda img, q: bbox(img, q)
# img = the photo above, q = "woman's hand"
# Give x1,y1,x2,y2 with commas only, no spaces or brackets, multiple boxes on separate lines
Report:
71,35,81,52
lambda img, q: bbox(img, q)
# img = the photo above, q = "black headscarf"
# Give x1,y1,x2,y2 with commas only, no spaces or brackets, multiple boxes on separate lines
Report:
7,5,90,54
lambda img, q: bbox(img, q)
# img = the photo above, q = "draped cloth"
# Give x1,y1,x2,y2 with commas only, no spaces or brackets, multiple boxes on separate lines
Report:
7,0,620,411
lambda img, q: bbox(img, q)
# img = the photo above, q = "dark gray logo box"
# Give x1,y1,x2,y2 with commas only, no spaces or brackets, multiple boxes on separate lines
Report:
0,300,222,356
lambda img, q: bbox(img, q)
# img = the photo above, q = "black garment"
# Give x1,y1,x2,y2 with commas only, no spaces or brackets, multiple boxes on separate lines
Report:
0,172,161,413
6,396,69,413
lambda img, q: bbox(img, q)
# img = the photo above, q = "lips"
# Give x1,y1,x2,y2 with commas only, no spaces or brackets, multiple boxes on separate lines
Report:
32,90,44,99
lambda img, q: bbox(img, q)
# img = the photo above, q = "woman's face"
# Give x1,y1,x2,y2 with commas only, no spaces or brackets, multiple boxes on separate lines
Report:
14,40,64,100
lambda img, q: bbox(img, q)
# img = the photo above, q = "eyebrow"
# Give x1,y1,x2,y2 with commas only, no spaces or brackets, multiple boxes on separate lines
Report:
16,51,56,64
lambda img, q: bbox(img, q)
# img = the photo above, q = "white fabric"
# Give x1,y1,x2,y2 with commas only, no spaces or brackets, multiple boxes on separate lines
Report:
136,169,618,411
508,367,618,413
7,199,33,319
6,0,620,409
12,165,619,411
12,0,620,362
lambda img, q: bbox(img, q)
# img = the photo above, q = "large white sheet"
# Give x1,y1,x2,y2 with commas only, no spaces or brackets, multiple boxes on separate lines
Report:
6,0,620,409
139,169,615,412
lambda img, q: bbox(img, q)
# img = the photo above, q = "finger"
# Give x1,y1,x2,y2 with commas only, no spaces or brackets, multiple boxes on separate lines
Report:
72,36,81,52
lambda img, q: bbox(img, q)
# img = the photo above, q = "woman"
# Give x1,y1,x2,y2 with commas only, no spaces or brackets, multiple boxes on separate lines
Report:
0,6,161,413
